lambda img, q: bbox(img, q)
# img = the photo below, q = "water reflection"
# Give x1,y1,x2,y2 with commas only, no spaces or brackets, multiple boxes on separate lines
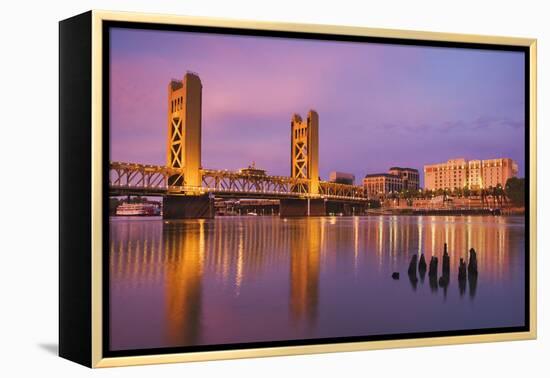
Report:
459,276,467,296
163,220,204,346
418,254,427,283
289,219,320,327
439,245,450,299
428,256,439,293
109,215,525,351
407,254,418,291
469,272,478,299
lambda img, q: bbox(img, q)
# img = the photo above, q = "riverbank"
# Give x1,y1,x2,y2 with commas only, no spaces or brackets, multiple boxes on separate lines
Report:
367,207,525,216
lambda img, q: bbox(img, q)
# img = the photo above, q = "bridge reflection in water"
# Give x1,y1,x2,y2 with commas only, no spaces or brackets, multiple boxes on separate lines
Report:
109,215,525,351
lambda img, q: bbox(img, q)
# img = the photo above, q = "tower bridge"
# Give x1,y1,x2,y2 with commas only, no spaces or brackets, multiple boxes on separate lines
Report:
109,72,369,218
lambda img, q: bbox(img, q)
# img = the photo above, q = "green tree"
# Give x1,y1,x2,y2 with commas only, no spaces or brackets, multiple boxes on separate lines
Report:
505,177,525,206
453,187,463,198
368,199,381,209
463,186,471,198
495,184,505,206
109,197,121,215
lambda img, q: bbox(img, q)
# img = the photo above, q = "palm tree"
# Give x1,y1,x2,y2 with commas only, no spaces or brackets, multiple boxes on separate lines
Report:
495,184,505,206
463,186,471,198
454,187,463,198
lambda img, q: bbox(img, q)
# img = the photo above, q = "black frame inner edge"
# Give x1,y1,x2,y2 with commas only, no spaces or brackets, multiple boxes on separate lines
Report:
101,20,531,358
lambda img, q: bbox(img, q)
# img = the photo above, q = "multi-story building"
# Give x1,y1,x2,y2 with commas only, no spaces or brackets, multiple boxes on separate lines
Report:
388,167,420,190
329,171,355,185
424,157,518,191
363,173,403,196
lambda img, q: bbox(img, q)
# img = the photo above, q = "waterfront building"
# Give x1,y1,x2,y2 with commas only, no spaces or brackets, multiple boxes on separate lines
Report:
424,157,518,191
388,167,420,190
329,171,355,185
363,173,403,196
363,166,419,196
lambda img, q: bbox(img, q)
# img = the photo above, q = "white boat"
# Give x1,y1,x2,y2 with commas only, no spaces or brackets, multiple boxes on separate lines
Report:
116,202,160,216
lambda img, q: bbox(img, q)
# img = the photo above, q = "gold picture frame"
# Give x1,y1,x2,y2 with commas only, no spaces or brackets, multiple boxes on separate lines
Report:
59,10,537,368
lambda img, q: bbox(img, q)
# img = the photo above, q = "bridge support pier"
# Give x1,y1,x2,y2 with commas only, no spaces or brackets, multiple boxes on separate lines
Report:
280,198,326,217
163,194,214,219
326,201,366,216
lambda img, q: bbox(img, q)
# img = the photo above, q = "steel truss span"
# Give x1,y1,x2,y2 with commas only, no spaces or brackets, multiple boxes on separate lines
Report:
109,161,368,201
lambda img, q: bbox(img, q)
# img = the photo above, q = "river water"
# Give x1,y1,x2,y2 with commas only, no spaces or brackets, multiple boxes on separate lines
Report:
109,215,526,351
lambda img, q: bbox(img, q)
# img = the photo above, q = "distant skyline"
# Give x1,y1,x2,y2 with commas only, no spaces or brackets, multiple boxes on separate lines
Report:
109,27,526,186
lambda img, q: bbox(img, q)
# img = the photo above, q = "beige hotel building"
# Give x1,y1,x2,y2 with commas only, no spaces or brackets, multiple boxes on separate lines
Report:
424,158,518,191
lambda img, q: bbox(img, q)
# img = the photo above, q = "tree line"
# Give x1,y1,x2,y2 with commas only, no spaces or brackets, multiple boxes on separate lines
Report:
384,177,525,207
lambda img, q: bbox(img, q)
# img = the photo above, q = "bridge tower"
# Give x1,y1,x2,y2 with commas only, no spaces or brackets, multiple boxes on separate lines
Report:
290,110,319,195
281,110,325,217
167,72,202,188
164,72,213,219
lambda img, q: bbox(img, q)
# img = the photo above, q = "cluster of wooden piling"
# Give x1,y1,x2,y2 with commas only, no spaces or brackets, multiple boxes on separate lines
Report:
458,247,478,297
458,248,478,280
392,243,479,296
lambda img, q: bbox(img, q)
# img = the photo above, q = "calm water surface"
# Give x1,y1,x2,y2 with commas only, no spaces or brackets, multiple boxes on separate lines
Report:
109,215,525,351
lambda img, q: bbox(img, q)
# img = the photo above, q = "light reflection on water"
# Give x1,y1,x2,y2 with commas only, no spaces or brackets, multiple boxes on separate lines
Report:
109,215,525,351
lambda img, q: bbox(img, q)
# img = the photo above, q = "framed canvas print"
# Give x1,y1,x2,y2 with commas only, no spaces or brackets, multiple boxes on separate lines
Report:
59,10,537,368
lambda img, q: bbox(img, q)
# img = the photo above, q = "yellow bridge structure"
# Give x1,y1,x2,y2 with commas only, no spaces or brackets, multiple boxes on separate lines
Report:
109,162,367,200
109,72,369,218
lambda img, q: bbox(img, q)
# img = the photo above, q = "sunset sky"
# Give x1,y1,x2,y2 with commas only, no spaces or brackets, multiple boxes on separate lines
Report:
109,27,526,184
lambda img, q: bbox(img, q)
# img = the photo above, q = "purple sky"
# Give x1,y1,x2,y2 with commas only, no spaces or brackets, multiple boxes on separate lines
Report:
109,28,525,185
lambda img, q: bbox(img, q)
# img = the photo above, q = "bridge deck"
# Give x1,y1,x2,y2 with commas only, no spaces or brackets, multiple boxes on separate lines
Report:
109,161,368,202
